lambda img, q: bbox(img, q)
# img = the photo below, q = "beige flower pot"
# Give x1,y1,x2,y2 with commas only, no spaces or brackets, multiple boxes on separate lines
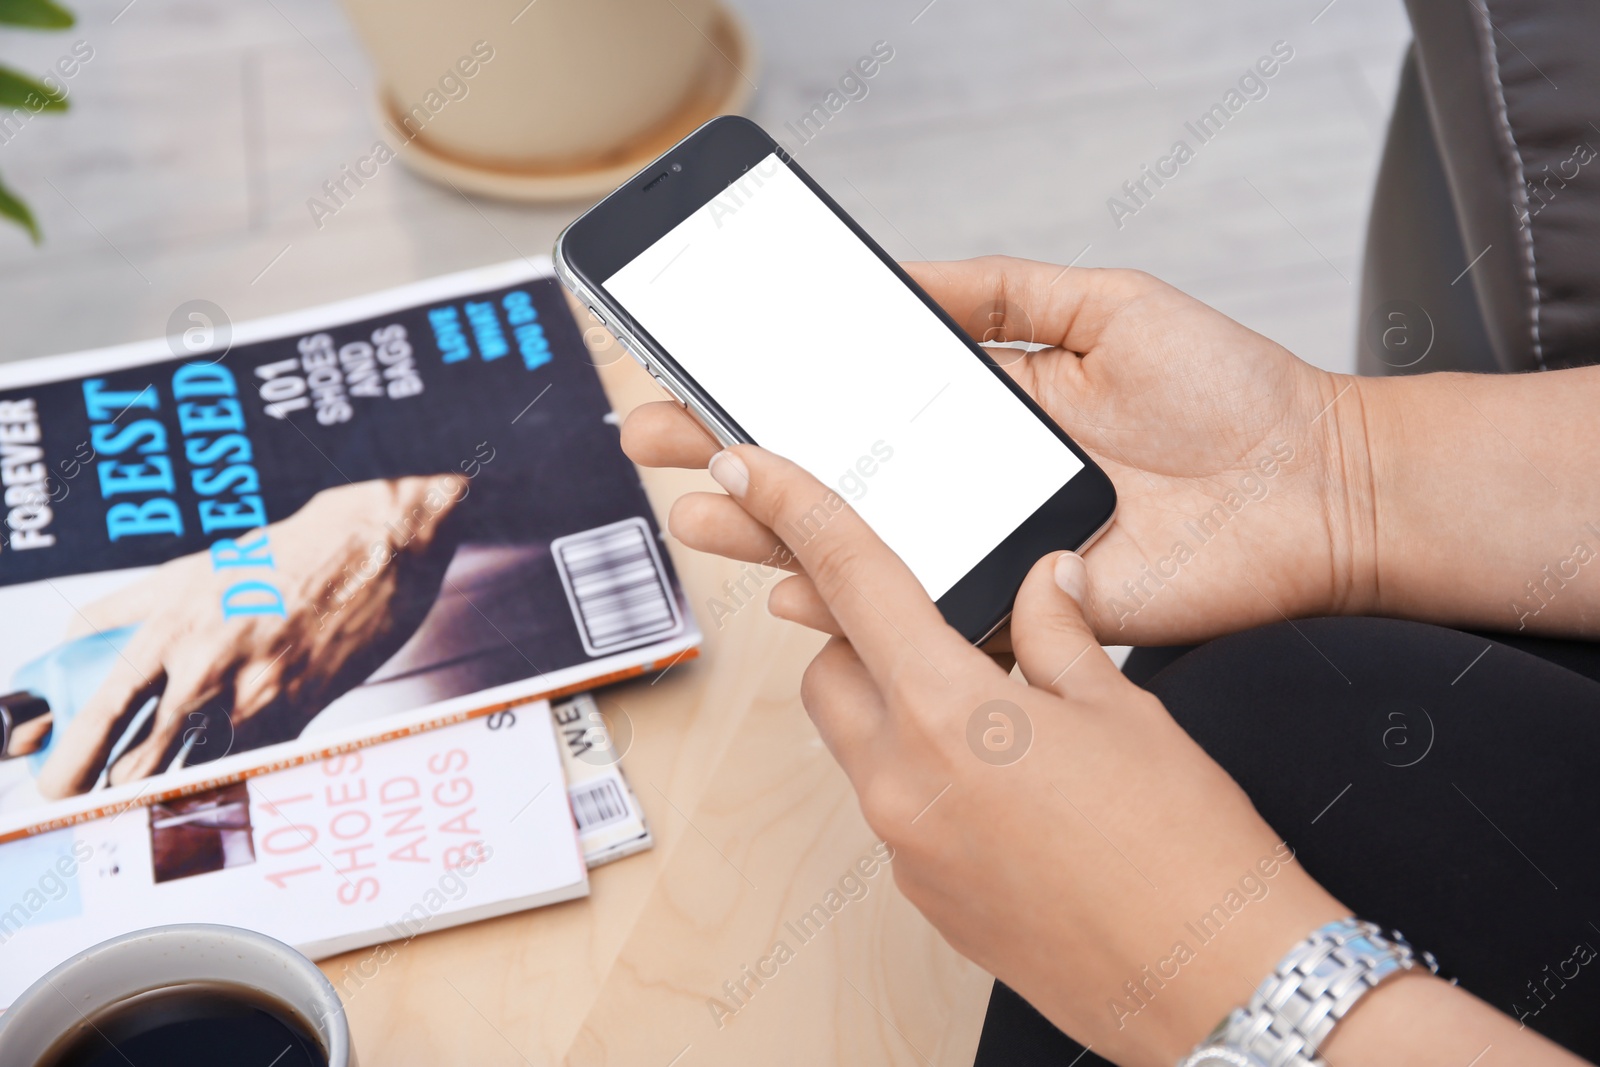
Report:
339,0,757,201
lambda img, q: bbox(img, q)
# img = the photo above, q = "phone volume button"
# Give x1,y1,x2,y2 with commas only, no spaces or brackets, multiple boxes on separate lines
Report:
614,332,649,369
649,371,683,406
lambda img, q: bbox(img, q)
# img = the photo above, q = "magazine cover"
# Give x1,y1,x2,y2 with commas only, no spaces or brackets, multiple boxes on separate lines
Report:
0,257,699,842
553,693,652,867
0,701,589,1008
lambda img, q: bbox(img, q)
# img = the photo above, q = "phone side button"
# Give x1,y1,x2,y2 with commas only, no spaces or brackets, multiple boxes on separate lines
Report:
585,305,607,327
649,372,684,405
615,333,649,370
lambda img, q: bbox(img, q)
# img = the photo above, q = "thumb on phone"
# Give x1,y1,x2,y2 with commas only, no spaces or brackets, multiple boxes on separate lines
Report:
1010,551,1122,701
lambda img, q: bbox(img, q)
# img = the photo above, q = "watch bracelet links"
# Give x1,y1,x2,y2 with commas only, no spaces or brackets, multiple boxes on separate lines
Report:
1179,918,1441,1067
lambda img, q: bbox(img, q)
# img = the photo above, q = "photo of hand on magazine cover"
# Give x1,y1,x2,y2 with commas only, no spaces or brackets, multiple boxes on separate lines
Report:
0,270,692,819
28,475,466,798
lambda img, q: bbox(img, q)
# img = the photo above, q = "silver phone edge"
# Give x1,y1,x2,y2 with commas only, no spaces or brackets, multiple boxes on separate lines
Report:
555,228,743,449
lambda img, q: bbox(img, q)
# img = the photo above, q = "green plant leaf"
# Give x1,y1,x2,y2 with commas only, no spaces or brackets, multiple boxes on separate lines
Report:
0,0,74,29
0,65,66,111
0,171,41,243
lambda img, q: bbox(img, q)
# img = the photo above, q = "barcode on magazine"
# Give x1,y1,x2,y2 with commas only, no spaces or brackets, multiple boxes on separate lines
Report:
570,778,630,833
551,517,683,657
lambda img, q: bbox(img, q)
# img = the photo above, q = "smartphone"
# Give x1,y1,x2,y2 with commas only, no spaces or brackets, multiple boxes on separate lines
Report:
554,116,1116,644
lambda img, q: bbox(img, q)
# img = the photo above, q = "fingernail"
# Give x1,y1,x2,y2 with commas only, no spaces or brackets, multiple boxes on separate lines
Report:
709,450,749,498
1054,552,1086,605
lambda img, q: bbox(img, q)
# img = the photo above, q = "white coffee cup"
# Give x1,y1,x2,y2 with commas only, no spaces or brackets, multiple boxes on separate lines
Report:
0,924,354,1066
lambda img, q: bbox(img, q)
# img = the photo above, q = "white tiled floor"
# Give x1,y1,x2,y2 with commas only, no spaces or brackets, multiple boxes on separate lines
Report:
0,0,1409,371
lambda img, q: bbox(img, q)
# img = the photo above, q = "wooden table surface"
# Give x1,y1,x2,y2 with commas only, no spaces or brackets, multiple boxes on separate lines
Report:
315,310,993,1067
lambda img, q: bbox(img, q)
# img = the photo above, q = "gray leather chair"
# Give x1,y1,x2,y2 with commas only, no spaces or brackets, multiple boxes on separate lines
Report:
1360,0,1600,375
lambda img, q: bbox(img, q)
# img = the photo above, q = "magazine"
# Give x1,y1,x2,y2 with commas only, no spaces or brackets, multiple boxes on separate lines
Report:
0,696,611,1008
0,258,699,843
555,692,652,867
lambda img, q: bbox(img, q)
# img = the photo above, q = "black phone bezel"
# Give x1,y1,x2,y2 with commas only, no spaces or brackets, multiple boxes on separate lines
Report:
558,116,1118,643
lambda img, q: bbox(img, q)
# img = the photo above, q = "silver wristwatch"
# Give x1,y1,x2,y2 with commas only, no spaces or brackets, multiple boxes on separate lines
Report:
1176,918,1440,1067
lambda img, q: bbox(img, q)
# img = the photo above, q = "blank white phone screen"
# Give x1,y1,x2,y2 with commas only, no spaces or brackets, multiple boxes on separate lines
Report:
604,153,1084,600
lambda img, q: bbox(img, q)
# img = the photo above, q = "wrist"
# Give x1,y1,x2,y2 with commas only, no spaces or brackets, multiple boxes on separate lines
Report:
1103,862,1347,1067
1177,921,1586,1067
1310,371,1387,619
1315,970,1452,1063
1176,916,1442,1067
1150,881,1346,1064
1320,968,1585,1065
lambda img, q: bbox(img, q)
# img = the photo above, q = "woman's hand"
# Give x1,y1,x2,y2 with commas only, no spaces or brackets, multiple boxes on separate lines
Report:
622,257,1379,646
36,475,465,797
701,444,1347,1065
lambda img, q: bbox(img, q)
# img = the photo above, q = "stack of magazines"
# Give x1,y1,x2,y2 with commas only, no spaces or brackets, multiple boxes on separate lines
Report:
0,260,700,1006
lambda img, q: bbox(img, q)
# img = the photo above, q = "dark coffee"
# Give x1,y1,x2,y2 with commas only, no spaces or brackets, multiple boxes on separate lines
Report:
36,982,327,1067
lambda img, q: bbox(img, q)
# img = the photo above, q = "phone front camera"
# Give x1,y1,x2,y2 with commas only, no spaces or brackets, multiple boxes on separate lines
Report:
671,162,683,173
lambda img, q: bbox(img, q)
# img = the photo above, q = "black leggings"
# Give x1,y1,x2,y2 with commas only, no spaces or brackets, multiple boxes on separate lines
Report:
976,618,1600,1065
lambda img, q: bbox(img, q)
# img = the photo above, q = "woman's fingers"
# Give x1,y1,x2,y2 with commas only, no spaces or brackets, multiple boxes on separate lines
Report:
620,401,719,469
799,636,886,779
708,446,988,695
668,492,799,572
768,574,842,635
1008,552,1123,701
901,257,1146,353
